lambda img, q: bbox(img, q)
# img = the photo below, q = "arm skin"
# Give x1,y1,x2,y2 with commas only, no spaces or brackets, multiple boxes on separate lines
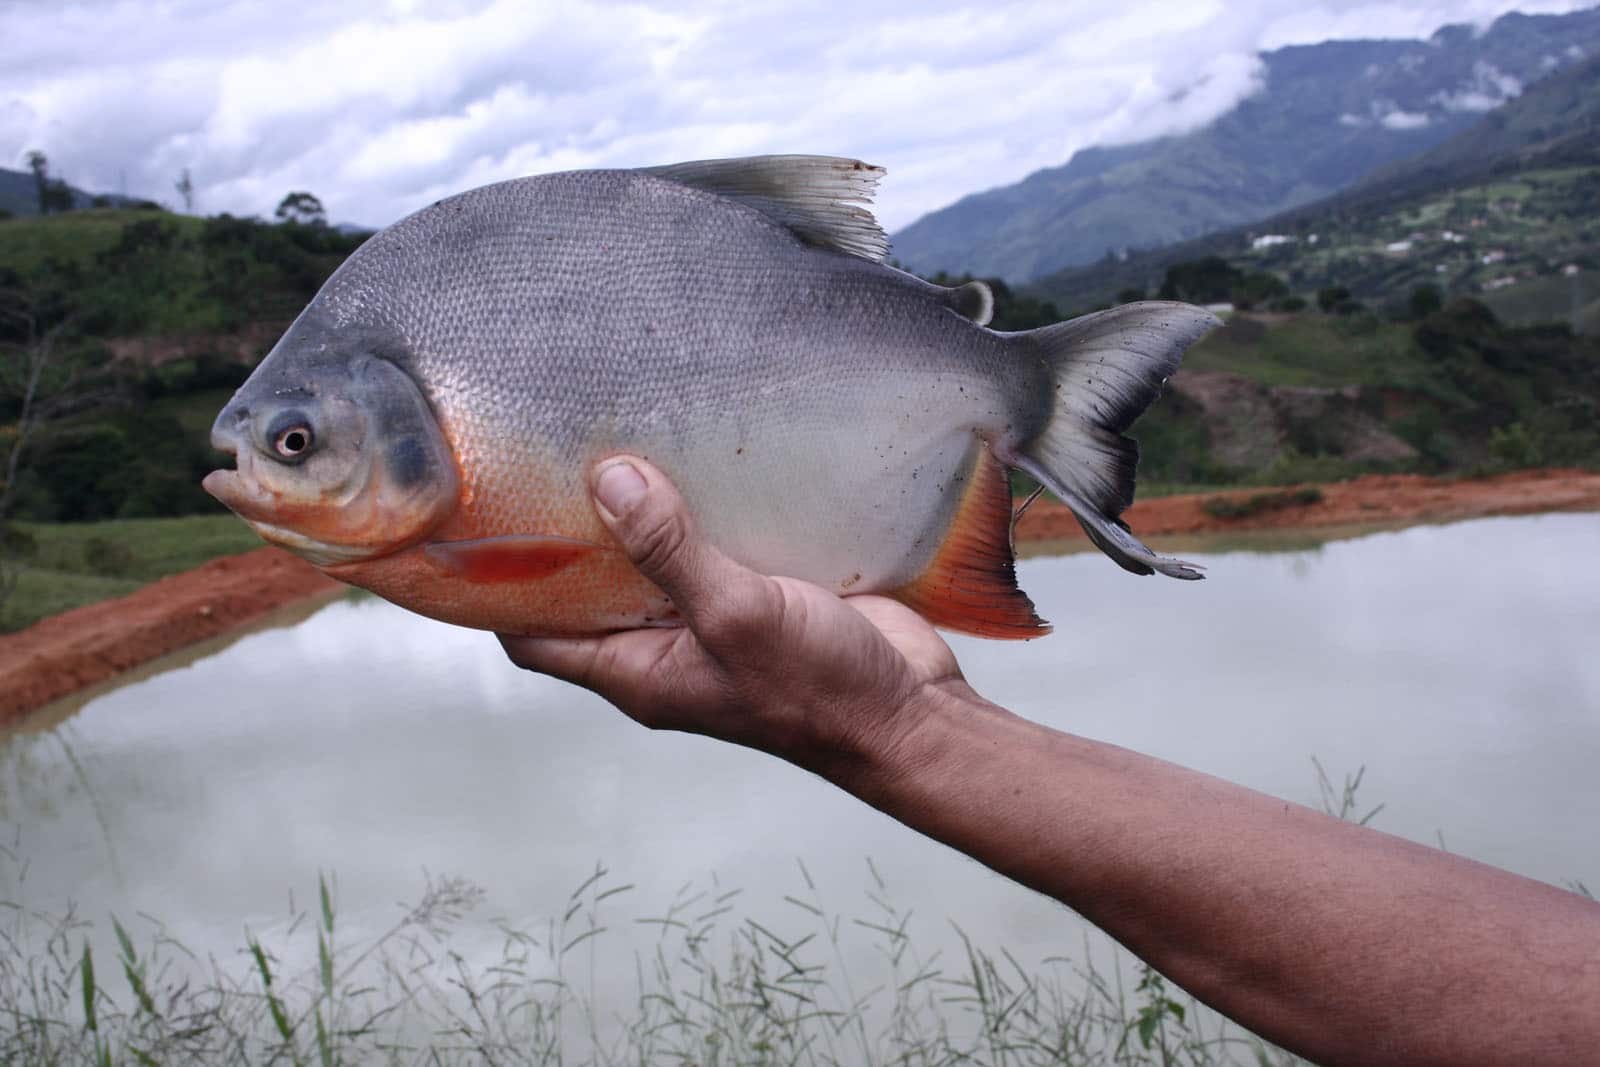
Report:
502,457,1600,1067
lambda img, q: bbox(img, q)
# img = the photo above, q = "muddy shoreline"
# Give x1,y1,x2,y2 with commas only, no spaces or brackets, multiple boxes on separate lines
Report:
4,468,1598,726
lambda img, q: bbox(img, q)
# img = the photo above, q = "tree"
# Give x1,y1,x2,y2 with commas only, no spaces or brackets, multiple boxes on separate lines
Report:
25,150,49,215
25,150,75,215
0,275,77,612
1408,283,1443,320
1231,271,1289,311
175,167,195,213
1159,257,1242,304
275,191,326,227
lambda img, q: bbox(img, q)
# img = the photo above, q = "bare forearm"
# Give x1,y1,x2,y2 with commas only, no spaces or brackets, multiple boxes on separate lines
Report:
827,683,1600,1066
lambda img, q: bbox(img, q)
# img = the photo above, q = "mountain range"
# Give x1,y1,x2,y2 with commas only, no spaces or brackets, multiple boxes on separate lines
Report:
890,6,1600,284
0,167,142,217
1028,49,1600,315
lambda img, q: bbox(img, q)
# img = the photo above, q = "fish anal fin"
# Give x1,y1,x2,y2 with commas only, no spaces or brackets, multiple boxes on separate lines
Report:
891,448,1049,640
424,535,602,584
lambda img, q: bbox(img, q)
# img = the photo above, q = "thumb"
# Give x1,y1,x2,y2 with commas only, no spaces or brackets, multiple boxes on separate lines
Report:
591,456,769,637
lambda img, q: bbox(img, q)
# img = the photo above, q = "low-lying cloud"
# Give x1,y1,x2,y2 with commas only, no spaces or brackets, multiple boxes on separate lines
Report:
1,0,1590,230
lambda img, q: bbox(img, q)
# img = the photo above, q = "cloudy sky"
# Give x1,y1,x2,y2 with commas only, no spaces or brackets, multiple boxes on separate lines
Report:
2,0,1592,231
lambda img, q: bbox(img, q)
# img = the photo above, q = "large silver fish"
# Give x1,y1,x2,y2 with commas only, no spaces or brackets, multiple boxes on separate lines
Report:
204,155,1215,638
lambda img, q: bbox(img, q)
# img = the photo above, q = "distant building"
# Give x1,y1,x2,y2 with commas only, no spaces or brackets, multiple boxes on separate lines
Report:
1564,264,1582,276
1307,234,1320,244
1484,275,1518,291
1385,240,1413,254
1481,250,1507,265
1251,234,1295,250
1440,230,1465,243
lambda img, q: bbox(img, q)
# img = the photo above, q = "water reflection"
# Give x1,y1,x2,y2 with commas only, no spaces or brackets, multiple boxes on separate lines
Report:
3,514,1597,988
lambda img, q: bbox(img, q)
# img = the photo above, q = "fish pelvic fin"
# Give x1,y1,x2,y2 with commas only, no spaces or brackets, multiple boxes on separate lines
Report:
890,446,1049,640
641,155,889,262
423,534,602,583
999,301,1218,580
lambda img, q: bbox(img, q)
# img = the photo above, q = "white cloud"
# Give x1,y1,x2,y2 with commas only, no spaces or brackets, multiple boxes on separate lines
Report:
1431,59,1526,111
0,0,1591,230
1380,107,1433,129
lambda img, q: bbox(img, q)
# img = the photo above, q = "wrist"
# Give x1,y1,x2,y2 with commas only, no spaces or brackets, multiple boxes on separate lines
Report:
811,679,1007,806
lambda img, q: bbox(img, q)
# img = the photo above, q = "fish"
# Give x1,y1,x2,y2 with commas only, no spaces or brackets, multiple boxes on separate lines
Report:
204,154,1217,639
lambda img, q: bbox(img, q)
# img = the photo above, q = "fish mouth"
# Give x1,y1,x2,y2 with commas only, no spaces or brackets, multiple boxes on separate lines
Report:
202,426,395,568
202,427,263,520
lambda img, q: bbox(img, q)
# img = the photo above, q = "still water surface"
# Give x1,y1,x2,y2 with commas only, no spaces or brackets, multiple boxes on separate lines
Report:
3,513,1598,996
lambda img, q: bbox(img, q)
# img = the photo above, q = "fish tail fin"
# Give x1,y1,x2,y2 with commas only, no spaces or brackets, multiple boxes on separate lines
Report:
997,301,1219,580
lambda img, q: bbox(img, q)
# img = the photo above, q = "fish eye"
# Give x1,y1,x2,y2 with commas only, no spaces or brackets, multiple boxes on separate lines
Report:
266,410,316,463
275,426,312,458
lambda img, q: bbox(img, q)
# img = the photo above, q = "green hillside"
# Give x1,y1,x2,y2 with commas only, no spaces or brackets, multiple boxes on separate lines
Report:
1131,303,1600,489
0,207,365,335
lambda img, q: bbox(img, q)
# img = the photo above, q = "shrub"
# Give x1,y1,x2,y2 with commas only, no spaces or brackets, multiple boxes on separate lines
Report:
82,535,135,576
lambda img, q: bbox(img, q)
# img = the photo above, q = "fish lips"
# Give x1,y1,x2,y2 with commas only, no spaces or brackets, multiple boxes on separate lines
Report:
203,427,273,523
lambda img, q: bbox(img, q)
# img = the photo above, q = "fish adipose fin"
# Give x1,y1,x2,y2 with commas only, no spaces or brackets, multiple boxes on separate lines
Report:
642,155,889,262
944,280,994,325
891,446,1049,640
997,301,1220,580
424,534,602,583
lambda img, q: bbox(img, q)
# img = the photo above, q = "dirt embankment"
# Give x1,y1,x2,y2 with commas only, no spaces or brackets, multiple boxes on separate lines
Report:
4,468,1599,727
1013,467,1600,542
1,549,341,724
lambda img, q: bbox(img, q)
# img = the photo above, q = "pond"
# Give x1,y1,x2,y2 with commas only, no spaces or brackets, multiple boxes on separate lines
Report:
3,512,1598,1055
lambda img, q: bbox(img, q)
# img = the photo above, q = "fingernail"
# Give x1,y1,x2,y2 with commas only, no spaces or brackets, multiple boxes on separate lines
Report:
594,459,647,520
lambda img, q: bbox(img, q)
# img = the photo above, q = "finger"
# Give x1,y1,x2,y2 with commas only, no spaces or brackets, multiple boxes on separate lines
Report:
590,456,774,645
497,633,607,686
846,596,964,681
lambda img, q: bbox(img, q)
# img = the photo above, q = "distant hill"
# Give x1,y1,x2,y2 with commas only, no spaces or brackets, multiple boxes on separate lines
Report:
0,166,142,217
1026,52,1600,317
889,7,1600,284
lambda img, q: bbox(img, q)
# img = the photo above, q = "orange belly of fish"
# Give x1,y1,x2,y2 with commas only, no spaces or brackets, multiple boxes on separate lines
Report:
323,472,677,634
328,542,677,634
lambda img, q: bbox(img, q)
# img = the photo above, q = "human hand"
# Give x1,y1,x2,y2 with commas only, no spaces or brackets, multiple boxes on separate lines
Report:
498,456,969,772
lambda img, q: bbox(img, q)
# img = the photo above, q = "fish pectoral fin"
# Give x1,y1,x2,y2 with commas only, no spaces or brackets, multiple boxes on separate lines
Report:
890,448,1050,641
423,535,604,583
641,155,889,262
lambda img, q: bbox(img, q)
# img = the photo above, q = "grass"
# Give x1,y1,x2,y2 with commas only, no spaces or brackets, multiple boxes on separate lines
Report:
1181,315,1418,390
0,858,1301,1066
1,515,261,632
0,761,1444,1064
1200,488,1324,521
0,209,204,275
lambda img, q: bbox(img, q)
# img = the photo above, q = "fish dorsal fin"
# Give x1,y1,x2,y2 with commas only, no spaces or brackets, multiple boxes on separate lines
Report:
642,155,889,262
944,280,993,325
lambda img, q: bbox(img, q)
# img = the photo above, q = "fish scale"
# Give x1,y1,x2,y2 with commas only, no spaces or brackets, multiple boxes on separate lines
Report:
205,155,1217,638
